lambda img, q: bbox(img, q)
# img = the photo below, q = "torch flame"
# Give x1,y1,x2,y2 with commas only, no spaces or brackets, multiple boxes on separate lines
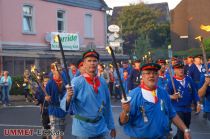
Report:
195,36,202,42
106,46,111,55
16,83,20,88
54,35,59,43
200,24,210,32
31,65,36,73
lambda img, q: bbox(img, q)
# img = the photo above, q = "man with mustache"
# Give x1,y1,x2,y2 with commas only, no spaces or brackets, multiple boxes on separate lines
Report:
119,63,191,139
61,49,116,139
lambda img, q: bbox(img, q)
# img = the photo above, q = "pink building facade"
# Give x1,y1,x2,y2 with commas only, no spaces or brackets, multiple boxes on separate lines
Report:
0,0,110,75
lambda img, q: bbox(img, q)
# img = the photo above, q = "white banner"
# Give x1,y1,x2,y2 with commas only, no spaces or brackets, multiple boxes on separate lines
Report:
50,32,79,50
109,41,120,47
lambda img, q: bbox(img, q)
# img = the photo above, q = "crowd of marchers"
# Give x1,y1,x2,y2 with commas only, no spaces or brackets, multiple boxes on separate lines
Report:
1,51,210,139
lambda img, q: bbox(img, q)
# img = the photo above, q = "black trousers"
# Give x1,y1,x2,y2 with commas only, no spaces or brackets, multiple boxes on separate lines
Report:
174,112,191,139
203,112,210,121
109,82,114,96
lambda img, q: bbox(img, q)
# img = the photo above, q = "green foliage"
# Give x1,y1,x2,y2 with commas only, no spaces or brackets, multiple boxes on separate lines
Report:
204,37,210,51
10,76,24,95
114,3,170,57
149,23,171,47
117,3,161,37
135,36,151,58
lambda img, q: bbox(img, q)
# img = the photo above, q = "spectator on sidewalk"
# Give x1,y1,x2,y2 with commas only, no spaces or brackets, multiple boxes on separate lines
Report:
0,71,12,107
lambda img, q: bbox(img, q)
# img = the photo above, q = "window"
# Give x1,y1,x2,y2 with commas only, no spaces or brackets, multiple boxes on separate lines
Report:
84,14,93,38
23,5,34,33
57,10,65,32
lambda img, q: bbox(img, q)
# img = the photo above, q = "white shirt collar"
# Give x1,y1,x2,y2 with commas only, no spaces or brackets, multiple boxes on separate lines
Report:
141,88,157,103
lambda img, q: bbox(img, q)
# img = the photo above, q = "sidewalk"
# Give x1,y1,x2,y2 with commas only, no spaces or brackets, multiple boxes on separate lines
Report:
10,95,25,102
0,95,35,107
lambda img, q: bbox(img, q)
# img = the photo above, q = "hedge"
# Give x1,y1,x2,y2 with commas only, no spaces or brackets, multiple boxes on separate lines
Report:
10,76,24,95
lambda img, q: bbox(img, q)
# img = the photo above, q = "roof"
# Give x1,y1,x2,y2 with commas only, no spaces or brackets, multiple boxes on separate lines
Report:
110,2,170,24
44,0,109,11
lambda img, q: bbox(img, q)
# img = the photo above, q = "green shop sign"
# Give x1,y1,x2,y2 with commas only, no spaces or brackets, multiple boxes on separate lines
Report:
50,32,79,50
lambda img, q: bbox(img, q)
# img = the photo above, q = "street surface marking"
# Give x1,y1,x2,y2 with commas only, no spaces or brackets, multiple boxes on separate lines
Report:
2,105,39,108
0,124,42,128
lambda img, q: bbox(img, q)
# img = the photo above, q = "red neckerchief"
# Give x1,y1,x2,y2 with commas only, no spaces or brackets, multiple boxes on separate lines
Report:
123,75,128,80
53,76,63,89
140,83,158,103
173,75,185,80
134,67,140,72
139,83,157,91
159,72,165,78
83,73,100,93
72,69,77,75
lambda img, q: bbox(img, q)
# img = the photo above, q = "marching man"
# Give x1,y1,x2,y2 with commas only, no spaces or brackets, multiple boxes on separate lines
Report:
45,63,67,139
61,49,116,139
167,61,201,139
119,63,191,139
198,71,210,121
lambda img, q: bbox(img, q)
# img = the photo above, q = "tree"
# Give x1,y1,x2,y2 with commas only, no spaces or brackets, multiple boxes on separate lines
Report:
204,37,210,51
135,35,151,58
148,23,171,48
114,3,170,57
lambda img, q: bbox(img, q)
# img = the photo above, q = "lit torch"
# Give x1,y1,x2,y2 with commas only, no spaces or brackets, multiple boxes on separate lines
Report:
15,82,20,88
200,24,210,32
54,34,71,86
30,65,49,96
195,35,208,76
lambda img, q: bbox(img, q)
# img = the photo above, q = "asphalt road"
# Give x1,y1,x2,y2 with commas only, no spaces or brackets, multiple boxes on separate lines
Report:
0,98,210,139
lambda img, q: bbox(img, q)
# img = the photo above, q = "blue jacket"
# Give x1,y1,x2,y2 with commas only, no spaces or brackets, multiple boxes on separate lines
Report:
0,76,12,91
121,86,176,138
121,76,130,94
129,69,141,90
198,74,210,112
188,64,205,89
157,76,168,90
167,76,200,112
60,75,115,137
46,79,67,118
35,86,49,114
